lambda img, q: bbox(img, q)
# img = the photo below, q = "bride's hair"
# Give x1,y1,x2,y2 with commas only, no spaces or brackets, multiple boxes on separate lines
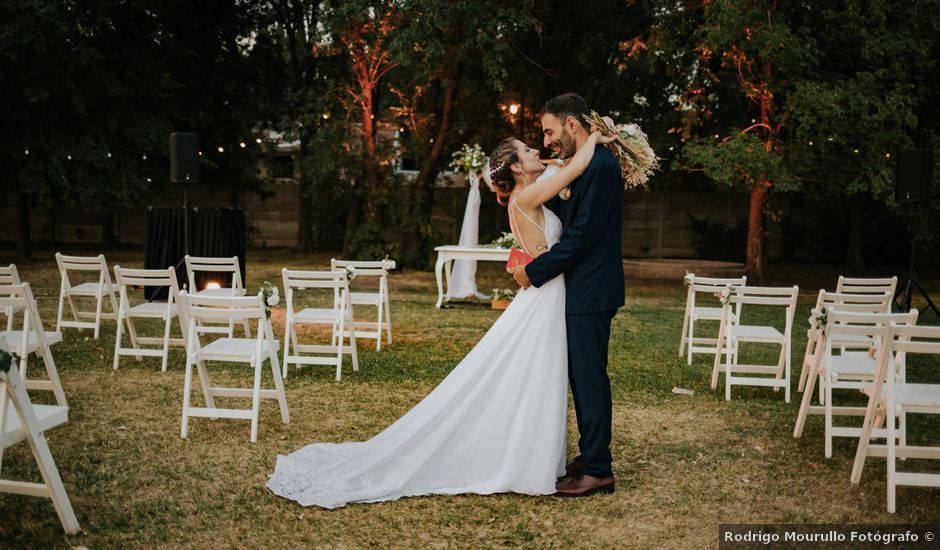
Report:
488,137,519,206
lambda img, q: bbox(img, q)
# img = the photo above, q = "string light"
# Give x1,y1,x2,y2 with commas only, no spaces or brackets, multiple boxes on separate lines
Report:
24,149,29,155
142,154,147,160
885,153,891,158
853,149,860,154
107,152,112,158
713,134,719,139
67,154,72,160
198,151,203,156
808,141,814,146
239,142,246,148
255,138,262,144
217,146,224,153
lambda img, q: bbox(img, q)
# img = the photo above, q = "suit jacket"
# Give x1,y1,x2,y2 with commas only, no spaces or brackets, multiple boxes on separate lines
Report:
525,146,625,314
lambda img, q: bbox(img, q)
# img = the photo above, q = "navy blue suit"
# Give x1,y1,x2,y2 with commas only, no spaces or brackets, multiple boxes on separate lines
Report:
525,146,624,478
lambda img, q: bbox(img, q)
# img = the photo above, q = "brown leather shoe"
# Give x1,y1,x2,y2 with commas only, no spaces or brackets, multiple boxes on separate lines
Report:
554,474,615,497
564,456,583,478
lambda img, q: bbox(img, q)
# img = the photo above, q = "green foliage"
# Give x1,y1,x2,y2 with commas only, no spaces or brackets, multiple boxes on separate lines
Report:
681,131,799,192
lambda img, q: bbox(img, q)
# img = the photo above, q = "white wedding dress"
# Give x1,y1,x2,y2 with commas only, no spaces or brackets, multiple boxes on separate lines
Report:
266,205,568,509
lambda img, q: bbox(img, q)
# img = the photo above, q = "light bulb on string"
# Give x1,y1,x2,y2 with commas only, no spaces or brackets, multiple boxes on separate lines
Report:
24,149,29,155
142,154,147,160
67,154,72,161
239,142,246,148
255,138,262,144
198,151,203,156
218,146,224,153
107,152,112,158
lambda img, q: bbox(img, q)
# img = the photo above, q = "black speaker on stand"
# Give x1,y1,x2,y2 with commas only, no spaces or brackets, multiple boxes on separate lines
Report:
895,146,939,318
170,132,200,259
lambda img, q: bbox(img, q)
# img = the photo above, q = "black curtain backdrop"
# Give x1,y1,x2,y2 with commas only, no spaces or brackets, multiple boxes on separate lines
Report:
144,207,246,299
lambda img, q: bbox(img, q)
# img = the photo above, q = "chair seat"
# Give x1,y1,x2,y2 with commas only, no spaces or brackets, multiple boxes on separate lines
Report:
829,354,877,377
831,333,873,347
729,325,785,342
0,330,63,353
196,337,277,359
294,308,343,323
126,302,177,317
893,384,940,408
66,282,118,296
2,401,68,449
349,292,382,306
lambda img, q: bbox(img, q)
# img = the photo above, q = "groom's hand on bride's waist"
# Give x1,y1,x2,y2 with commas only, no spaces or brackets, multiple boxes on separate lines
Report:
511,266,532,289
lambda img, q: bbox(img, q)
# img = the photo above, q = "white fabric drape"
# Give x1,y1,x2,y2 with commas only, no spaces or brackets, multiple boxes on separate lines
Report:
446,173,489,299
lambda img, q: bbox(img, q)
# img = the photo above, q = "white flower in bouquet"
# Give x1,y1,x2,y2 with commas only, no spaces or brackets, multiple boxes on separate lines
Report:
488,232,518,249
809,306,828,332
449,143,487,178
714,283,734,306
259,282,279,317
584,111,660,189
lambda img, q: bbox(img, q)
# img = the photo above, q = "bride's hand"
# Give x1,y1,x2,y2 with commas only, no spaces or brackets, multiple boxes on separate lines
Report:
589,126,617,145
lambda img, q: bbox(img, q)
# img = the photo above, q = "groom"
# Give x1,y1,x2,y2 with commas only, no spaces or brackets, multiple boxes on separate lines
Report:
513,92,624,497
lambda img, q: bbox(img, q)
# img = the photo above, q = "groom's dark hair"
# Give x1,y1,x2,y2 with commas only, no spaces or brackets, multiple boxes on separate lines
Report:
541,93,590,131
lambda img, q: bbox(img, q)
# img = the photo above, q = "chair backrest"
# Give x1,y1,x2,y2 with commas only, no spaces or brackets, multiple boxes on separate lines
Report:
836,276,898,297
184,255,243,292
728,285,800,335
55,253,112,286
181,292,265,324
114,266,180,296
283,269,350,312
0,283,66,407
686,274,747,315
0,264,21,286
817,290,892,313
330,259,394,281
824,309,918,345
868,323,940,403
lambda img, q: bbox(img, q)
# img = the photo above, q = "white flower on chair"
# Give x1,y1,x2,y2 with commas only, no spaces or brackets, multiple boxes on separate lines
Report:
259,282,279,317
715,283,734,306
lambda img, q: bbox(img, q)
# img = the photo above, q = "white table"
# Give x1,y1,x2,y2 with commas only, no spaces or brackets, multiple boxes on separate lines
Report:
434,246,510,308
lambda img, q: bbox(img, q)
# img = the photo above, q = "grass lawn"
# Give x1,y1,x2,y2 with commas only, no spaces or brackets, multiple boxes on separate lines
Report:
1,246,939,549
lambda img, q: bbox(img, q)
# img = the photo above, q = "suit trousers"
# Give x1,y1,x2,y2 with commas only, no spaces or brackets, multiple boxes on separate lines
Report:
566,309,616,478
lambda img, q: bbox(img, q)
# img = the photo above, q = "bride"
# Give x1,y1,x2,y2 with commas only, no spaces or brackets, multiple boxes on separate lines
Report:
266,130,615,509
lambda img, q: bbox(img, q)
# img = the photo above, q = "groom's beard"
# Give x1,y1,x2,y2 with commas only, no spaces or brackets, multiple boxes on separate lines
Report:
556,129,577,159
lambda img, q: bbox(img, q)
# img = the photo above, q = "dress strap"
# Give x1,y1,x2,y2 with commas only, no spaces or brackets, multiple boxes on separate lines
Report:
509,199,545,257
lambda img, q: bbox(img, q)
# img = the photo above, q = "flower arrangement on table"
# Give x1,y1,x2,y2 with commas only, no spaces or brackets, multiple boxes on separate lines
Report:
490,288,517,310
584,111,660,189
259,281,279,318
482,232,518,250
449,143,487,179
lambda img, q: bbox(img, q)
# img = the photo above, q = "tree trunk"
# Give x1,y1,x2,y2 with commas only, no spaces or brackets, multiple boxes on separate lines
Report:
402,65,461,267
341,197,361,258
15,188,33,259
845,194,865,267
746,183,768,284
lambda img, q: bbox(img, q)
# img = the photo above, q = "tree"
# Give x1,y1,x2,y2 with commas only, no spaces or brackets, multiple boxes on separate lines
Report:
664,0,810,282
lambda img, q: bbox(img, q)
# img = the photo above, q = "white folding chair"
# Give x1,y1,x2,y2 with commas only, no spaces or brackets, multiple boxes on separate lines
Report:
282,269,358,381
836,275,898,298
851,323,940,513
679,274,747,365
330,258,394,351
0,264,22,331
793,309,917,458
0,283,67,408
798,291,893,393
711,285,799,402
184,255,251,338
113,266,185,372
55,253,119,339
0,350,79,534
178,291,289,443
